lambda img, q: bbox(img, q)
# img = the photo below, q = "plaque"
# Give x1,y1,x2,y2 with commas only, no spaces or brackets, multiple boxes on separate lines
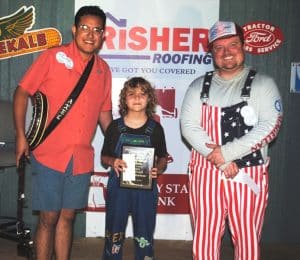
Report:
121,145,155,189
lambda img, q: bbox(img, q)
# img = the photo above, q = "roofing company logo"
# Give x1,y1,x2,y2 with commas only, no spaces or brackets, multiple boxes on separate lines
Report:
0,6,62,60
101,12,212,66
243,21,284,55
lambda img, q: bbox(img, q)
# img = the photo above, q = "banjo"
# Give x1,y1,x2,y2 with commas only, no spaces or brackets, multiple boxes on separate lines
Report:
25,55,95,150
26,91,48,150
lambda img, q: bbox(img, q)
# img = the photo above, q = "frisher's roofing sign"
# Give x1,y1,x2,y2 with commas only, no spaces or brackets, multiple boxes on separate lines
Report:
0,6,62,60
243,21,284,55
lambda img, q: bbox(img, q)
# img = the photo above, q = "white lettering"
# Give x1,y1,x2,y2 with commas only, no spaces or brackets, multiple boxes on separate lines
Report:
245,32,273,44
164,184,189,194
157,184,163,193
243,23,275,32
158,196,176,206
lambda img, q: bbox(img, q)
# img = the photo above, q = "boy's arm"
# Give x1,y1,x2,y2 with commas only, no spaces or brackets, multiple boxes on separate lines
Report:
101,155,126,177
101,155,115,169
156,156,167,174
151,156,168,178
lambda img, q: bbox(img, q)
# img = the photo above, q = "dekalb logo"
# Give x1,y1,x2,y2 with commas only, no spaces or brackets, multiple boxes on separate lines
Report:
0,6,62,60
243,21,284,55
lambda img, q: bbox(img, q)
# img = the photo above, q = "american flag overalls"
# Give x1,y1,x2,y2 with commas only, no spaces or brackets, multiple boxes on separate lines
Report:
189,70,269,260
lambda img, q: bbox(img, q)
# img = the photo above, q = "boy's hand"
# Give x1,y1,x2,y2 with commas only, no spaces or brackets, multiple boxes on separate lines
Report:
151,167,159,179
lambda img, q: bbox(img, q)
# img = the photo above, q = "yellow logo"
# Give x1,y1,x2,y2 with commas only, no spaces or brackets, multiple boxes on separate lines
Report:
0,6,62,60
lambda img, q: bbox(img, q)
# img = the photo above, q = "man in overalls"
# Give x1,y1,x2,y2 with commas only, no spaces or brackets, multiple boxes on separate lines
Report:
180,21,283,260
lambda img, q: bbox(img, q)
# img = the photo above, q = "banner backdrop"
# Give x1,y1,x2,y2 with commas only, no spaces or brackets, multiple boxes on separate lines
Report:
75,0,219,239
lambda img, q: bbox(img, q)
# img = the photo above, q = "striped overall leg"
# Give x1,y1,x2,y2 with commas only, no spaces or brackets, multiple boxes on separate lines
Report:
225,165,269,260
189,150,226,260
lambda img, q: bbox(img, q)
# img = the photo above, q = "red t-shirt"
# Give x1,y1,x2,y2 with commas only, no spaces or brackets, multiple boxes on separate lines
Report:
19,41,112,174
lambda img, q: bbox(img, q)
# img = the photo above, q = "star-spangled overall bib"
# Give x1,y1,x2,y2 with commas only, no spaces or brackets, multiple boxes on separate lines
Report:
189,70,269,260
103,118,158,260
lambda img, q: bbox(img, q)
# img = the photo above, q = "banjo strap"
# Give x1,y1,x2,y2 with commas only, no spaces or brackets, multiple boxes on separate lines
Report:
38,55,95,148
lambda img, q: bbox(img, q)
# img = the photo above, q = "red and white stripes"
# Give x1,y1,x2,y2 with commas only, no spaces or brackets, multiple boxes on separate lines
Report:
188,104,269,260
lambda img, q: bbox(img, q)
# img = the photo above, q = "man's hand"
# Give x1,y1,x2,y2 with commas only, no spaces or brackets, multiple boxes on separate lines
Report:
223,162,239,179
206,143,225,168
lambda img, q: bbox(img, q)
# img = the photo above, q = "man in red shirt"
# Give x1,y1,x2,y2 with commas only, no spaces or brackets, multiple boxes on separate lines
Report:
13,6,112,259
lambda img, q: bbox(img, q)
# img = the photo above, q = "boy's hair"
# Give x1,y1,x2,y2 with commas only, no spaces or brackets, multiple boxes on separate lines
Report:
74,6,106,27
119,77,157,117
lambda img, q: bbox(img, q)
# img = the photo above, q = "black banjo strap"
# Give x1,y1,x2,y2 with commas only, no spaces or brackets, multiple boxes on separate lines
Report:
37,55,95,148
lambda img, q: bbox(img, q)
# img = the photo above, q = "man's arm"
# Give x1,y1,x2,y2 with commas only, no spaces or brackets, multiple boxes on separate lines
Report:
13,86,30,167
206,76,283,171
180,79,215,156
98,110,112,134
221,76,283,163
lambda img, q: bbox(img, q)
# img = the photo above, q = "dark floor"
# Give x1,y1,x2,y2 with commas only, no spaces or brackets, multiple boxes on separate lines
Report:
1,237,300,259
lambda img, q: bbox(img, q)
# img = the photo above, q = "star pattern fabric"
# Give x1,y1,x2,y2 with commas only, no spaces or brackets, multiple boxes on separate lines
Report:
220,101,264,168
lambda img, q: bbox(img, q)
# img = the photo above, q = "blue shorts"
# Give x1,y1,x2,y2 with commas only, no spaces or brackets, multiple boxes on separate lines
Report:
31,156,91,211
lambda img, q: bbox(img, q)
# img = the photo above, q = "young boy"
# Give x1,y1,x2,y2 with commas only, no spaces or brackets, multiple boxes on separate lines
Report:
101,77,168,259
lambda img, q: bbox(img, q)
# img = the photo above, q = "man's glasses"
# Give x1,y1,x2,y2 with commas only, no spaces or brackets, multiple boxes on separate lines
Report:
78,24,104,35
